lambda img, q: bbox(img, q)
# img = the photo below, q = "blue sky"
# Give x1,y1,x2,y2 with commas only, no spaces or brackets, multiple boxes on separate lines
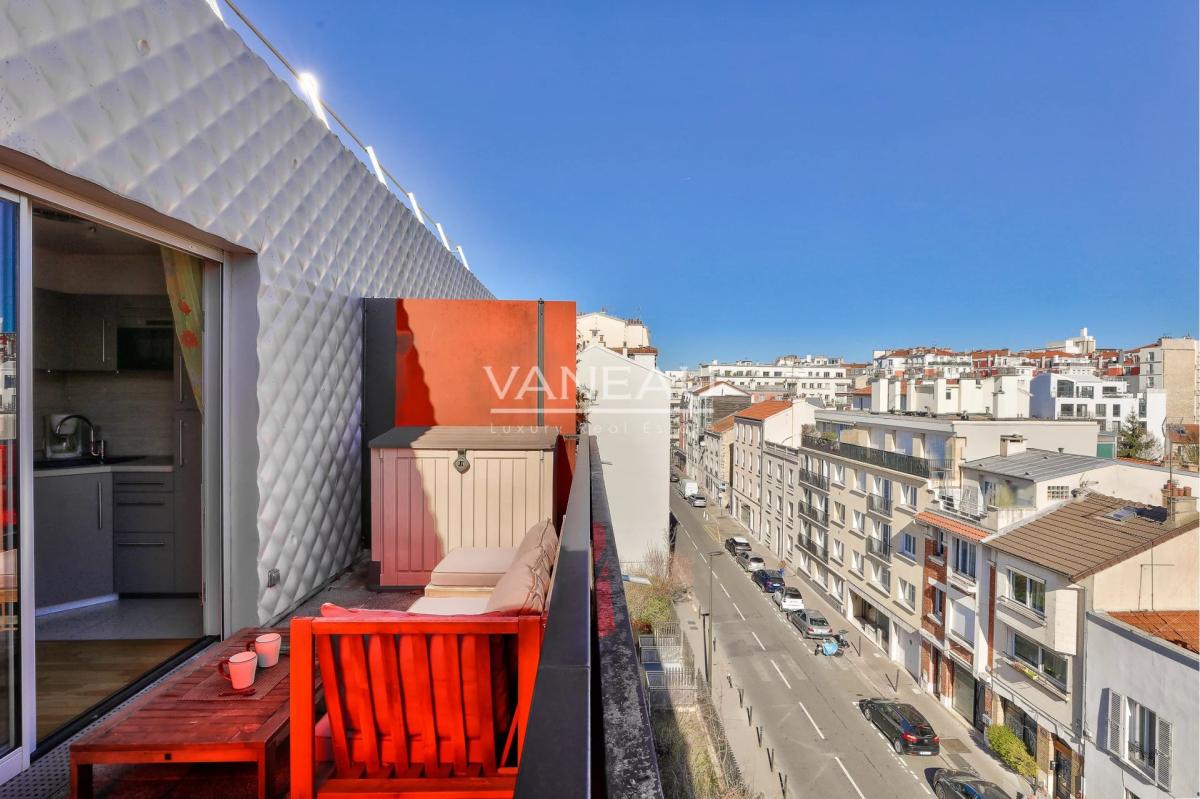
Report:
236,1,1197,369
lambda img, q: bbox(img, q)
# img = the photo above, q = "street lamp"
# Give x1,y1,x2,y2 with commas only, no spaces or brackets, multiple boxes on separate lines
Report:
702,549,723,685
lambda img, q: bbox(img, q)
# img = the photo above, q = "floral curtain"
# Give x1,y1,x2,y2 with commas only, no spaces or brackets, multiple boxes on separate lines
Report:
161,247,203,412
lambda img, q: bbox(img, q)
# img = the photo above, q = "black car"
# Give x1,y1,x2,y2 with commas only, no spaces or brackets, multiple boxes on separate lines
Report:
724,536,751,555
860,699,940,755
670,473,679,482
751,569,784,593
932,770,1012,799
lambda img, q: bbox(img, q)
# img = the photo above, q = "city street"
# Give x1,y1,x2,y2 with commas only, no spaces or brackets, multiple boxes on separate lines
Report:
669,490,1024,799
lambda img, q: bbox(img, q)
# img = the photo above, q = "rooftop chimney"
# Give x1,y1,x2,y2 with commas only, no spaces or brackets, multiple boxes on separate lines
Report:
1000,434,1027,457
1162,481,1198,525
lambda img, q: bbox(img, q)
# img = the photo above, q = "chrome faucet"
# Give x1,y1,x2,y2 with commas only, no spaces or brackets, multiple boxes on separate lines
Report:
54,414,105,460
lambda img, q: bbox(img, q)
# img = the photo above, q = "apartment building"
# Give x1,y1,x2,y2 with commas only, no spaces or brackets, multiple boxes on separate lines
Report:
1031,372,1167,446
701,414,736,508
681,382,751,480
1124,336,1200,424
871,374,1031,418
873,347,975,378
1082,610,1197,799
576,310,651,350
730,400,816,543
983,490,1198,799
771,411,1099,689
698,356,851,404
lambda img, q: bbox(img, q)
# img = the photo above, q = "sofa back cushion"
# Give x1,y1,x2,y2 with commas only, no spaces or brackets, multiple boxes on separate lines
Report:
484,547,548,614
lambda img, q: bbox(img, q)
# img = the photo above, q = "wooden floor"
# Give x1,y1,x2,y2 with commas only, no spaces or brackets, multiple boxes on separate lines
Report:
36,638,195,741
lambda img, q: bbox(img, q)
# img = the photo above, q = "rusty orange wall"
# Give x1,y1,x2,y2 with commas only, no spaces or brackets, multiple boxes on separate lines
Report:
393,299,577,432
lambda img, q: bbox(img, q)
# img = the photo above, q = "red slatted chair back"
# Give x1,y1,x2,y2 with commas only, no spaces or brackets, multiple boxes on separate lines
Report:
290,614,543,799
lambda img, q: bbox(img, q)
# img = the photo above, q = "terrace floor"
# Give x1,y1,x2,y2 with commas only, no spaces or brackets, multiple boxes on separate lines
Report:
9,555,419,799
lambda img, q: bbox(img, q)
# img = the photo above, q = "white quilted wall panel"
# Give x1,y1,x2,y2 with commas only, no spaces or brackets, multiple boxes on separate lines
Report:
0,0,492,623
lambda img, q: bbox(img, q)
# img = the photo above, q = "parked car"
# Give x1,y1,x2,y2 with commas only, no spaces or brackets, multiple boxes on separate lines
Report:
690,495,707,508
772,586,804,612
670,473,679,483
788,609,832,638
860,699,940,756
724,536,751,555
932,770,1011,799
751,570,784,593
735,552,765,572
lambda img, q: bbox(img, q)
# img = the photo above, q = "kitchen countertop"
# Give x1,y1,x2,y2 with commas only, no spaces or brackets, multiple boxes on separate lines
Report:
33,455,174,477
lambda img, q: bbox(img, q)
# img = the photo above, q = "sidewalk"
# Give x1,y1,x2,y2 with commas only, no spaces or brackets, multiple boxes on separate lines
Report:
675,596,787,799
694,507,1029,798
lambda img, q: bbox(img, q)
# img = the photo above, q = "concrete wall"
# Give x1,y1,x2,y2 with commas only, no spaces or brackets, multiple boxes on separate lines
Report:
1091,528,1199,613
1083,612,1198,799
0,0,491,626
577,346,670,568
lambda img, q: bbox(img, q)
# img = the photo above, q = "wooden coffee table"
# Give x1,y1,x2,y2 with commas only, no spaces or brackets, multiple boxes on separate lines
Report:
70,627,312,799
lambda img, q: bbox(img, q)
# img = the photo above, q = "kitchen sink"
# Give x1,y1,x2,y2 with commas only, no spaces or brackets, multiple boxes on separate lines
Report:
34,455,147,470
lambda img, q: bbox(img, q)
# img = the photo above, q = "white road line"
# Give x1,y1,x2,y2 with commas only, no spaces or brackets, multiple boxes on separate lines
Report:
731,602,746,621
797,700,826,740
769,659,792,690
718,582,731,598
751,631,766,651
834,756,867,799
689,537,698,551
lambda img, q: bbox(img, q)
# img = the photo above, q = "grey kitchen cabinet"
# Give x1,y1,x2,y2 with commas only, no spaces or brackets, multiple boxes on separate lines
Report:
114,533,175,594
33,289,73,371
173,411,202,594
34,472,114,607
32,289,118,372
68,296,118,371
173,340,199,411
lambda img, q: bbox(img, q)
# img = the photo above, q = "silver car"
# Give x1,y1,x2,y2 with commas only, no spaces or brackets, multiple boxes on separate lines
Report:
772,586,804,612
735,552,765,572
789,609,832,638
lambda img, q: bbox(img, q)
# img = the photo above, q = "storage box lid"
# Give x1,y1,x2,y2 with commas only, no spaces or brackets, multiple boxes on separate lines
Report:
369,425,561,451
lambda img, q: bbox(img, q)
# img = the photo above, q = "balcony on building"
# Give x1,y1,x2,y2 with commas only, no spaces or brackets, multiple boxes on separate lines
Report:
801,432,949,481
867,493,892,516
797,467,829,491
799,535,829,562
798,501,829,526
865,534,891,561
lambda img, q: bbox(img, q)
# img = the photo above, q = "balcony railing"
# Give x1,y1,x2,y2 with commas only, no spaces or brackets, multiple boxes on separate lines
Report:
798,502,829,526
799,536,829,562
797,468,829,491
867,494,892,516
866,535,891,560
515,437,664,798
801,434,943,479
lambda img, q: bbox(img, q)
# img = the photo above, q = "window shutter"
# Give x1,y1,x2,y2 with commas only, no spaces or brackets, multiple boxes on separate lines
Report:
1107,690,1123,756
1156,717,1172,791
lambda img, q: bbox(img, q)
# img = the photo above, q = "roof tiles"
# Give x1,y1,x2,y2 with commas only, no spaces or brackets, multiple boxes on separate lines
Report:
1108,611,1199,654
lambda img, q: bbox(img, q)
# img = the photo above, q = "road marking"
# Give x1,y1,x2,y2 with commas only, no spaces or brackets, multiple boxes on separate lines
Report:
731,602,746,621
689,537,698,551
718,582,731,598
797,700,825,740
834,756,867,799
751,631,766,651
769,659,792,690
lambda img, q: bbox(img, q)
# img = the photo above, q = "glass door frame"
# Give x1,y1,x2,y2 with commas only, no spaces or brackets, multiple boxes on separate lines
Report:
0,170,228,774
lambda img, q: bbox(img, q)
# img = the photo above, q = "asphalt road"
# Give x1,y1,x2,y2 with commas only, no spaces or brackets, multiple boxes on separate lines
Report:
671,489,964,799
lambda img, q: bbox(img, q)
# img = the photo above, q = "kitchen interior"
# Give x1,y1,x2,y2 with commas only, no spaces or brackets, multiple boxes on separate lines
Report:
31,207,205,743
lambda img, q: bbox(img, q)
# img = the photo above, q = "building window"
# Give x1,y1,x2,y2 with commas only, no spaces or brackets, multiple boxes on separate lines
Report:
878,522,891,541
833,502,846,525
953,538,977,579
901,484,917,508
931,587,945,620
787,501,794,519
832,464,845,485
872,563,891,591
1096,403,1107,418
898,578,916,609
1126,700,1158,774
899,532,917,559
1012,632,1067,689
851,551,863,575
932,528,946,559
852,510,864,532
1047,485,1070,500
832,538,844,562
855,470,867,493
1009,570,1046,614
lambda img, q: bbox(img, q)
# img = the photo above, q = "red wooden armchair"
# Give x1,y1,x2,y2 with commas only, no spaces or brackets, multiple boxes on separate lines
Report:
290,614,543,798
